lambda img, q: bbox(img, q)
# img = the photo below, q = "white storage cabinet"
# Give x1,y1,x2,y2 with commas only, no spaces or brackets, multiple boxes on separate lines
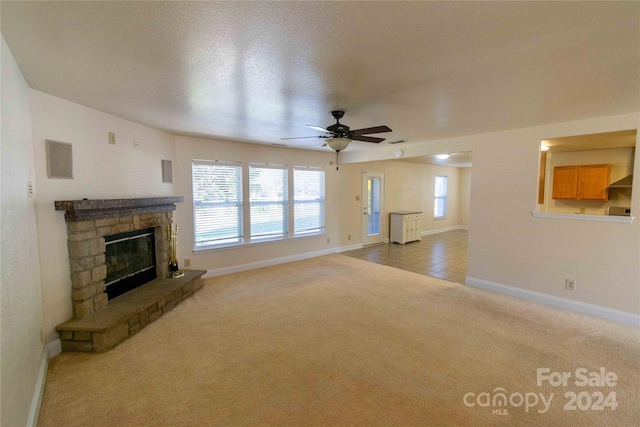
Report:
389,211,422,244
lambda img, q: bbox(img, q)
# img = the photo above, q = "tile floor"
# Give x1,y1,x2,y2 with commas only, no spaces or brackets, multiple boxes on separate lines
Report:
342,229,468,284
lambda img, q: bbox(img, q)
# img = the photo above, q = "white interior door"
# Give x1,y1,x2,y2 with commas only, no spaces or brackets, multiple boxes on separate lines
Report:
362,171,385,246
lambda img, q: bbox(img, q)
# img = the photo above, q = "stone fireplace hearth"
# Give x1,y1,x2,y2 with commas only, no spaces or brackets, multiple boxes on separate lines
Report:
55,197,205,352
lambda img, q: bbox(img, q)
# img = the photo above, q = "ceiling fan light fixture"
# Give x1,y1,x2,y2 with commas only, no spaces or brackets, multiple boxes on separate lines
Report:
325,137,351,152
435,153,450,160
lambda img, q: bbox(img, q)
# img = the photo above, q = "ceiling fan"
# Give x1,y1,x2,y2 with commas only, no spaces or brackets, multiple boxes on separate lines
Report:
282,110,392,153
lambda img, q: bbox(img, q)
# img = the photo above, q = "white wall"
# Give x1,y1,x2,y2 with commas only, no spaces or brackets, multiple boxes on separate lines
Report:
343,113,640,315
173,135,337,274
30,91,177,343
459,167,471,226
1,37,46,427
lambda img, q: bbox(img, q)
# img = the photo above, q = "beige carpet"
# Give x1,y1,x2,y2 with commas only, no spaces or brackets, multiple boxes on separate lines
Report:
38,255,639,426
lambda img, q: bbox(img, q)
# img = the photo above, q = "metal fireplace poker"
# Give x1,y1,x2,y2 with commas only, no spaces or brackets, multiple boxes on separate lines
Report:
167,222,184,278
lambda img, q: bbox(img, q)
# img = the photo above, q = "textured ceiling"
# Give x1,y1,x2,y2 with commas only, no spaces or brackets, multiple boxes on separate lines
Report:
2,1,638,153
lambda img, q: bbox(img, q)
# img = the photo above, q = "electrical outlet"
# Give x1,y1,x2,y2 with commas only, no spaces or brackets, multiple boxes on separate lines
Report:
184,258,191,268
133,138,139,148
565,279,575,291
108,132,116,145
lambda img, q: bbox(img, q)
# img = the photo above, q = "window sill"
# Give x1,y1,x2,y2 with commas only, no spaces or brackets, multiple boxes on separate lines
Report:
531,211,634,224
193,232,326,253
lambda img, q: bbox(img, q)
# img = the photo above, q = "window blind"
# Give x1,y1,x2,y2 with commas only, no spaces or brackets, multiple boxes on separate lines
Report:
249,164,288,240
192,161,243,247
294,167,325,236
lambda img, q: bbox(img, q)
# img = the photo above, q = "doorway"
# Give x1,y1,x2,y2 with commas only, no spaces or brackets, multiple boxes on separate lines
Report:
362,171,385,246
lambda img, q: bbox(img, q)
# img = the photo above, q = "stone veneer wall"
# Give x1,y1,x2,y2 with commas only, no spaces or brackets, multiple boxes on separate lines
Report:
67,212,172,318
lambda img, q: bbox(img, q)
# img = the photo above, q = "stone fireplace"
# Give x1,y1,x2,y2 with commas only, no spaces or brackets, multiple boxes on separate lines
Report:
55,197,205,352
55,197,180,318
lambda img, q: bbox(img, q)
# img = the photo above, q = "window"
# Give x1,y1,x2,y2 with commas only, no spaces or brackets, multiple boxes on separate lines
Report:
192,161,325,250
250,165,288,240
192,161,243,248
294,167,325,236
434,175,447,218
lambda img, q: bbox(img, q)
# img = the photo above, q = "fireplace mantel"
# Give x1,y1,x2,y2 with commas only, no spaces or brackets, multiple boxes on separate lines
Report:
55,197,184,222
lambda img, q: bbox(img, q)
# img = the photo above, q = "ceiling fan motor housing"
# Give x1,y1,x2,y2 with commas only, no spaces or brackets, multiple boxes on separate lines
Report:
327,123,350,136
328,111,350,136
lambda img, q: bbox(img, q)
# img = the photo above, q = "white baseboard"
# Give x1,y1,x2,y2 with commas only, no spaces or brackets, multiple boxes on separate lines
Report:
202,231,467,279
336,243,363,252
27,347,49,427
421,225,468,236
47,339,61,359
203,247,347,278
203,227,470,279
466,277,640,327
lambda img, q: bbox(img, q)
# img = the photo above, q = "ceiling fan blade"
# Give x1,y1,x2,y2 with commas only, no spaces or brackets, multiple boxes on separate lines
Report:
306,124,331,133
351,125,392,135
352,135,385,143
280,135,325,140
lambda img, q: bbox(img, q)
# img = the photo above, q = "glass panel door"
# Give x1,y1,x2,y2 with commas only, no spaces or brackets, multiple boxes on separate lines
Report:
362,171,385,246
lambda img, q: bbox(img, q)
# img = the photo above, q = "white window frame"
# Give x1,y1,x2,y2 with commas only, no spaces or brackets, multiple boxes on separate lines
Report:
249,164,289,242
434,175,448,219
192,160,244,249
293,167,326,237
192,161,325,251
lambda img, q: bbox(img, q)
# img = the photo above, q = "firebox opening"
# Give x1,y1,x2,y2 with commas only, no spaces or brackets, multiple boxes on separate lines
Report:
105,227,157,300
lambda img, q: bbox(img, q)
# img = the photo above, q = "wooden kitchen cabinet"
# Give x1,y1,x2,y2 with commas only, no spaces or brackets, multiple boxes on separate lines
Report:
552,164,610,201
579,164,611,200
552,166,579,199
390,211,421,244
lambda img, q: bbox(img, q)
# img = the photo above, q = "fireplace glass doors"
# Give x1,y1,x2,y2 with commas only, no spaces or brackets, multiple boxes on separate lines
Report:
105,227,157,300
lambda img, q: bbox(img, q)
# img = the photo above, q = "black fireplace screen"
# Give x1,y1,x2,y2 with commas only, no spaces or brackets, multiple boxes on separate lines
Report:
105,227,157,300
